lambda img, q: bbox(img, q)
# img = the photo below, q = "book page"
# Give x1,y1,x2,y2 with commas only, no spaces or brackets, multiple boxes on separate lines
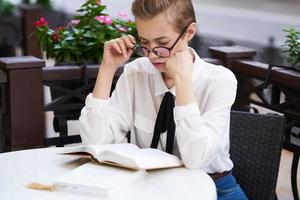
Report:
135,148,183,169
60,143,139,162
132,148,183,170
91,143,139,157
99,146,183,170
54,162,146,196
60,145,96,158
61,144,183,170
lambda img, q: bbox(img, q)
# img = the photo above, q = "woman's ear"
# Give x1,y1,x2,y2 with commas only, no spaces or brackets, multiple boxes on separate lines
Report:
186,22,197,41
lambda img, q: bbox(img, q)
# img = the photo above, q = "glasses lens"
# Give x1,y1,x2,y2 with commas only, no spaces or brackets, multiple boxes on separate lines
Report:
134,46,148,57
153,47,170,58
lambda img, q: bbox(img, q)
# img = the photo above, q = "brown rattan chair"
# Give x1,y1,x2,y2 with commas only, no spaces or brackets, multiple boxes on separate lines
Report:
230,111,284,200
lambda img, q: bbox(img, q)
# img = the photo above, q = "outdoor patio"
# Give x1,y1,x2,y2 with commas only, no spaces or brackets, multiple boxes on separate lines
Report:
0,0,299,200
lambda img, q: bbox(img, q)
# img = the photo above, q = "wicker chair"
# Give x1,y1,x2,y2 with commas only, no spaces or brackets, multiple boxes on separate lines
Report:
230,111,284,200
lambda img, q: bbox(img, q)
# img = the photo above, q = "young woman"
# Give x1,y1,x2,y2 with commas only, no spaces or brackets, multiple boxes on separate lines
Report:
80,0,247,199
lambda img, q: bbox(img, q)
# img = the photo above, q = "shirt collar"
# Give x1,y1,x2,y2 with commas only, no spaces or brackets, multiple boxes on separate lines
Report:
153,47,203,97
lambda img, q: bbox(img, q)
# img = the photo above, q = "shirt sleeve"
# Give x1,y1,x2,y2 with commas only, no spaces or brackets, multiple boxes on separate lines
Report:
174,74,237,169
79,72,133,145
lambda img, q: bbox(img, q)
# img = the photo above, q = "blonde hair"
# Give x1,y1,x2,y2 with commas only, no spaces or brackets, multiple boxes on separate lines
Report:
131,0,196,32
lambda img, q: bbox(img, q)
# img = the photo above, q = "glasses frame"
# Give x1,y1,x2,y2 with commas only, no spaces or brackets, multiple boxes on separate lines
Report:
134,24,191,58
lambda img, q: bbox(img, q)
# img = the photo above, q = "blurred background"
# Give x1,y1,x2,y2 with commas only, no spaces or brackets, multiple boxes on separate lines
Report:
1,0,300,64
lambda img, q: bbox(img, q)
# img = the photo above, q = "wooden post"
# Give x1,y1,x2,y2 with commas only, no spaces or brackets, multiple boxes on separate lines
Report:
19,4,43,58
209,46,257,111
0,69,7,152
0,56,45,151
209,45,256,68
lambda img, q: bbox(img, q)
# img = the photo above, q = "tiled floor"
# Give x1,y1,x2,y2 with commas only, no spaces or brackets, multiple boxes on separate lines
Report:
277,150,300,200
250,105,300,200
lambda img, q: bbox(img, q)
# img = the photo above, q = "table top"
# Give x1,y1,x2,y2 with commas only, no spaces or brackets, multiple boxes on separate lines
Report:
0,147,216,200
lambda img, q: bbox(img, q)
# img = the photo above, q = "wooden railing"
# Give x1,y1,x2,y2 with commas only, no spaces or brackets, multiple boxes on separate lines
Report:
42,65,123,146
2,45,299,150
0,56,45,150
210,46,300,200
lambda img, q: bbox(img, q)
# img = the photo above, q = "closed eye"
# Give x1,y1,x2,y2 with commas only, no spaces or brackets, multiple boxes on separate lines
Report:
140,41,149,46
157,41,169,46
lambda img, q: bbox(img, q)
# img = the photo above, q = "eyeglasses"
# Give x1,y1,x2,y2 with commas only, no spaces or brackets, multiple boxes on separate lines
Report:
134,25,189,58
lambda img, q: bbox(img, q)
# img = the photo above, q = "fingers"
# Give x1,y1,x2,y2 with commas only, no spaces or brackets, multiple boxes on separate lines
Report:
171,50,193,60
122,35,135,49
105,35,136,58
127,48,134,58
116,39,128,58
110,40,122,54
127,34,136,45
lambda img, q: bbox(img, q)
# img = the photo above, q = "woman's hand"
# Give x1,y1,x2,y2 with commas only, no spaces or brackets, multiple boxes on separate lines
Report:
165,50,194,84
165,50,196,106
93,35,136,100
101,35,136,73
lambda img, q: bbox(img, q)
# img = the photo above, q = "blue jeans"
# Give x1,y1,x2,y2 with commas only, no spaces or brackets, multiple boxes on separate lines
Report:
214,173,248,200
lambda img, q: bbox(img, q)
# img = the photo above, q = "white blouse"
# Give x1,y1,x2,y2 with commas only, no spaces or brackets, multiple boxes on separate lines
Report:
79,48,237,173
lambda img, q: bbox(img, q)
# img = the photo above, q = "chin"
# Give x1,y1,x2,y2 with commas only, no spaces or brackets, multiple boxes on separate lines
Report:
151,62,167,72
155,67,168,73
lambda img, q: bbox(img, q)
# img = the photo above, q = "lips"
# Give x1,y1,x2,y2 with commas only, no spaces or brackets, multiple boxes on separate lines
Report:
152,62,164,68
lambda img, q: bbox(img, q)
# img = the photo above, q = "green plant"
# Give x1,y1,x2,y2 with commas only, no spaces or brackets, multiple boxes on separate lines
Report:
283,27,300,71
34,0,137,64
0,0,16,16
22,0,53,10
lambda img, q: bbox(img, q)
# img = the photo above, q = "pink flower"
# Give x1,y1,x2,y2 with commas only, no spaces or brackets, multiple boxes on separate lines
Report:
95,15,113,25
51,33,60,43
34,17,48,27
118,12,128,18
95,15,105,23
117,27,128,33
70,19,80,25
115,24,128,33
54,26,65,31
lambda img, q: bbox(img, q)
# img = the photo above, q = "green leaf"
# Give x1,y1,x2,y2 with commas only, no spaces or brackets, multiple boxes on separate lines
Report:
87,42,96,46
34,0,138,63
54,44,62,49
83,32,93,38
65,36,75,41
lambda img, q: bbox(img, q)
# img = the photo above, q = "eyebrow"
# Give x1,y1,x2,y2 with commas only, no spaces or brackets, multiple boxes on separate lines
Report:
139,36,170,42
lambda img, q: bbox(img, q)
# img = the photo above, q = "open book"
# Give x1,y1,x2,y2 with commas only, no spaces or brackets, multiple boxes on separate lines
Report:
62,143,183,170
54,162,146,197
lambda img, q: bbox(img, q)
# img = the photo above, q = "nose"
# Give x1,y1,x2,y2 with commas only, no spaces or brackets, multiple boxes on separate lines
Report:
148,50,157,59
147,43,158,59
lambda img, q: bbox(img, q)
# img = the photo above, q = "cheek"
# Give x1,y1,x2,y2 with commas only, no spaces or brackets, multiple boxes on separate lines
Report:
171,42,189,56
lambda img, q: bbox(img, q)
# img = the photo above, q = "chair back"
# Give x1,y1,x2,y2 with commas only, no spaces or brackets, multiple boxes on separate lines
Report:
230,111,284,200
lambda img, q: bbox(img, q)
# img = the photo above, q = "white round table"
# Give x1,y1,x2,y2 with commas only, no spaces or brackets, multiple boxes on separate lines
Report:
0,147,217,200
